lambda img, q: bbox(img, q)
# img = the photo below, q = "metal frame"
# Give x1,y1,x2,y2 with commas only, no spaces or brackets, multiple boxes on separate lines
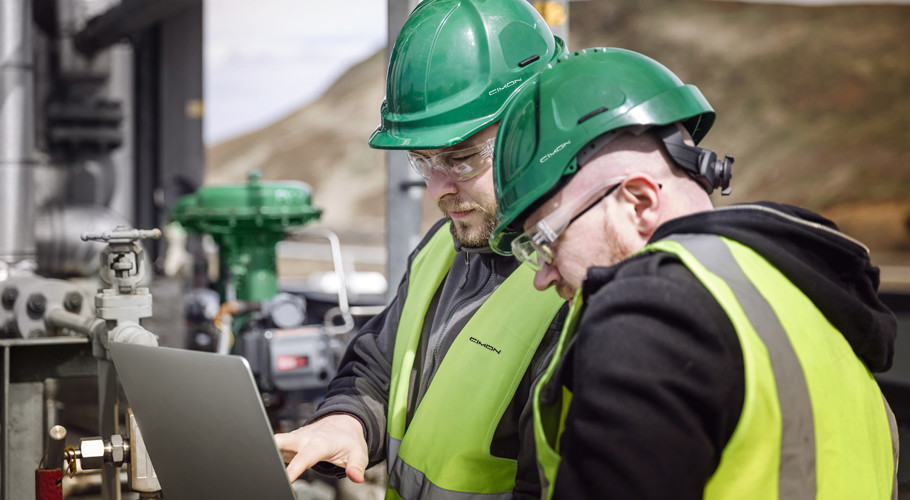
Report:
385,0,427,303
0,337,96,500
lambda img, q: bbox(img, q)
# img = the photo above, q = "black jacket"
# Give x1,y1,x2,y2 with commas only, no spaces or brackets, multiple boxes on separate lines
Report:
308,219,567,499
551,202,896,499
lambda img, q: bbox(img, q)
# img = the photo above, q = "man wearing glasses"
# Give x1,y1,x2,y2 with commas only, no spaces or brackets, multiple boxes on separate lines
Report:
274,1,568,499
489,47,898,499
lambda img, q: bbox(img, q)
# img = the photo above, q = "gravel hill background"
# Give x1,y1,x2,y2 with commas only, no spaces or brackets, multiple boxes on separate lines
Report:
207,0,910,281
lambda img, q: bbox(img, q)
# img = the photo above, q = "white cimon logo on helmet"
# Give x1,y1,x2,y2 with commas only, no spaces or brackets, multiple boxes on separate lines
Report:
540,141,571,163
489,78,523,96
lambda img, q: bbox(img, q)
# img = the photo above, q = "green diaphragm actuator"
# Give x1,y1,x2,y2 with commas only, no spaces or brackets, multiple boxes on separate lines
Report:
171,171,322,302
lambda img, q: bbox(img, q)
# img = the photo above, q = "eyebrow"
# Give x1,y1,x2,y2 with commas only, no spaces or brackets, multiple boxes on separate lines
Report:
413,141,486,157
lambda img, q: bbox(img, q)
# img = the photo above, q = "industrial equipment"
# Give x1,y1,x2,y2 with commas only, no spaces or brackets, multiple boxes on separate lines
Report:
1,225,163,500
171,171,355,413
1,0,195,494
46,409,160,499
171,171,321,303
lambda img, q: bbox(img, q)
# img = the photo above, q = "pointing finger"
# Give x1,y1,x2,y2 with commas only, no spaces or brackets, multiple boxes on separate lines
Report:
285,440,327,482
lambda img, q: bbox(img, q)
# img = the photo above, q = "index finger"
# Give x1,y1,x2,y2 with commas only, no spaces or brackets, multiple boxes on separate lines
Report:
273,432,299,453
285,439,330,482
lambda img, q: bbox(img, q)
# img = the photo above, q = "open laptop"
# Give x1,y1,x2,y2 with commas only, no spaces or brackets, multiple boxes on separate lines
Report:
109,342,297,500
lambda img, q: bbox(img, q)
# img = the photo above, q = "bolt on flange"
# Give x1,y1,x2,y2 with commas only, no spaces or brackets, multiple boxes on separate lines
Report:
27,293,47,316
64,292,83,313
1,287,18,310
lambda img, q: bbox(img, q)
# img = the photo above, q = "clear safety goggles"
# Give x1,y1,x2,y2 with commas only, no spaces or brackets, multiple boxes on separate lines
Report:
406,138,495,182
511,176,627,271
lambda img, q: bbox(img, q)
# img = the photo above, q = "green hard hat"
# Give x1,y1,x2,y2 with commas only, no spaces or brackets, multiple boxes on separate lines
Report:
368,0,566,150
489,47,716,254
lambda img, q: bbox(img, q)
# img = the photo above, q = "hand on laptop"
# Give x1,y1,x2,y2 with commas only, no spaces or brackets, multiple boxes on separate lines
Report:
274,414,368,483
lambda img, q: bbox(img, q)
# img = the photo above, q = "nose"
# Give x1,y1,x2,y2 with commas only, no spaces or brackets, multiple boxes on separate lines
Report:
533,263,561,292
425,168,458,201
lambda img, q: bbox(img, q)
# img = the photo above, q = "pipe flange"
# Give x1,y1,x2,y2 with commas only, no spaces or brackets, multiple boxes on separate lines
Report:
9,277,92,338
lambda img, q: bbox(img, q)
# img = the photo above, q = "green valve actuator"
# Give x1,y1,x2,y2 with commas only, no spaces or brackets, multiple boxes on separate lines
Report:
171,171,322,302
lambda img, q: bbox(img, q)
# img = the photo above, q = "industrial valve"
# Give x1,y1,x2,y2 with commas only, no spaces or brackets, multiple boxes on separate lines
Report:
49,409,161,499
81,226,162,357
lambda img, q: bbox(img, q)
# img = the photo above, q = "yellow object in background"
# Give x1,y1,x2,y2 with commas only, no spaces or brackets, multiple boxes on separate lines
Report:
533,1,567,28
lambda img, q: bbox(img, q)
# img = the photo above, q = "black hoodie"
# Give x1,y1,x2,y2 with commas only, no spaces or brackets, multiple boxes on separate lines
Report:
550,202,897,500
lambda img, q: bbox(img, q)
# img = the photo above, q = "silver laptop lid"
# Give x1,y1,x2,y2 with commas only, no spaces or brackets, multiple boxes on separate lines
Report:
109,342,296,500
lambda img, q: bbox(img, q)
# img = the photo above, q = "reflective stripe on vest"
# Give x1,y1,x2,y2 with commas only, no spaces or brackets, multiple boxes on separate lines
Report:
534,234,897,500
387,223,565,500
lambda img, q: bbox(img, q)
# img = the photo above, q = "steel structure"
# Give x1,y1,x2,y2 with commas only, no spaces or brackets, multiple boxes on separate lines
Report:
0,338,95,499
1,0,202,498
0,0,36,271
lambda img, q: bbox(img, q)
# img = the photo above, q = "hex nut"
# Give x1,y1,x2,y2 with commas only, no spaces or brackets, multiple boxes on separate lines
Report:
1,287,17,310
5,320,19,337
27,294,47,316
80,437,106,469
110,434,125,464
64,292,83,313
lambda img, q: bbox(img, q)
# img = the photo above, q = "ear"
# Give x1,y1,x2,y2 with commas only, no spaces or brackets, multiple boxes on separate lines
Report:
618,175,662,239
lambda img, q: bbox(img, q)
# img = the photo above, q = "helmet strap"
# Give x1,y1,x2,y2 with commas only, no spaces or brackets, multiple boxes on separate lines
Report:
655,125,733,196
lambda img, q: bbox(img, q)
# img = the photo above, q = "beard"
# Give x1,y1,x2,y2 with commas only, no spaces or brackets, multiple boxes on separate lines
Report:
555,282,575,301
604,216,636,267
553,214,635,301
437,197,497,248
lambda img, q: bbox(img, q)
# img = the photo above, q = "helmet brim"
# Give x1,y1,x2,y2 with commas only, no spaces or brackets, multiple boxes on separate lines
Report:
369,37,568,151
368,115,495,151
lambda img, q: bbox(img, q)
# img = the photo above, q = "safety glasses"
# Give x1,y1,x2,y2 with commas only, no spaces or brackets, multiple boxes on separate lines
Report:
406,138,495,182
511,176,627,271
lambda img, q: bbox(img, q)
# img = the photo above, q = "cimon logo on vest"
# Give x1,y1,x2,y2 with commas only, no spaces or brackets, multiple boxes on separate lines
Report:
470,337,501,354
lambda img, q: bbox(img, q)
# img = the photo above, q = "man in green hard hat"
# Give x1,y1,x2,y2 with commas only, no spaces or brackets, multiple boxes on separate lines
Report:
274,1,569,498
489,47,898,499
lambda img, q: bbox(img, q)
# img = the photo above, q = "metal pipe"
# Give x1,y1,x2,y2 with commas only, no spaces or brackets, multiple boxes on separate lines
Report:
35,204,132,277
0,0,36,266
2,346,10,500
323,305,386,335
97,359,119,500
45,425,67,471
45,307,106,338
298,229,354,334
72,0,200,57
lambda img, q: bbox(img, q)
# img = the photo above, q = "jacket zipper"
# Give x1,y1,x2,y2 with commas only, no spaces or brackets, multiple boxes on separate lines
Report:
428,253,496,380
712,204,870,255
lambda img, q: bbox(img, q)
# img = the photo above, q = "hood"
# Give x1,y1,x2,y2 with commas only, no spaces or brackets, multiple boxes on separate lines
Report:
651,202,897,372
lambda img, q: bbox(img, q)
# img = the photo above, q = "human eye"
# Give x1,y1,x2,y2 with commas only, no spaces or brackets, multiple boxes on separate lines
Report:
452,152,477,163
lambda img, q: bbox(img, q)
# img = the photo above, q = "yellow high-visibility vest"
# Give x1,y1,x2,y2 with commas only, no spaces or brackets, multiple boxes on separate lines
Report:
388,223,565,500
533,234,897,500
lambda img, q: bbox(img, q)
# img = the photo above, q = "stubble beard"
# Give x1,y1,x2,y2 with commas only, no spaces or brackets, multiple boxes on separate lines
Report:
604,217,637,267
554,217,634,301
438,198,497,248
